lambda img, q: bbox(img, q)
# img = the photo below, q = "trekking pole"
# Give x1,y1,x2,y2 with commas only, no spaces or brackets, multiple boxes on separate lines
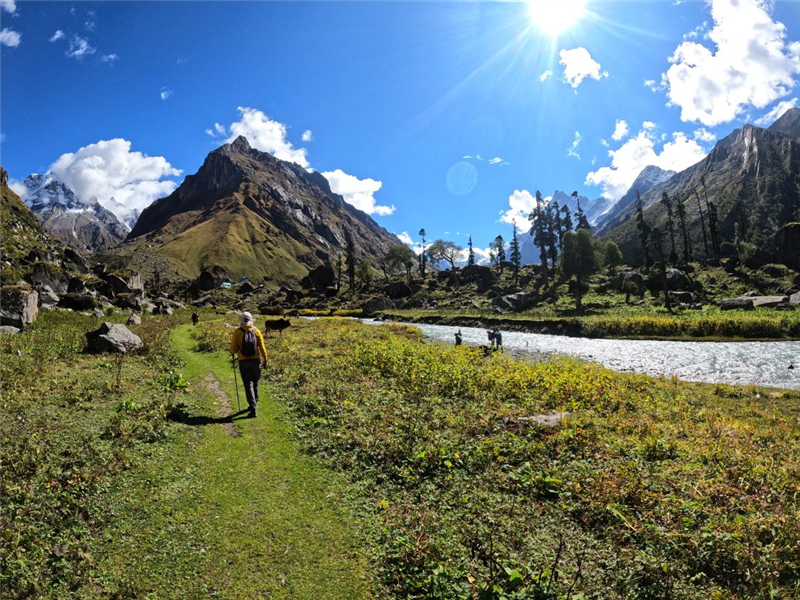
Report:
231,354,241,412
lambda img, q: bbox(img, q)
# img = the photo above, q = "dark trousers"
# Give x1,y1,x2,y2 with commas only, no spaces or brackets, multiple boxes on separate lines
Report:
238,359,261,410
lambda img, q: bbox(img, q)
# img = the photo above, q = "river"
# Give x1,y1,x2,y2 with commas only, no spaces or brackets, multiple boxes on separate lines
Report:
358,319,800,390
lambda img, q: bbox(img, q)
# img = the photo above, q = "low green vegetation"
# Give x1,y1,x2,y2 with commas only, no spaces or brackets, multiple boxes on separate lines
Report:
195,317,800,598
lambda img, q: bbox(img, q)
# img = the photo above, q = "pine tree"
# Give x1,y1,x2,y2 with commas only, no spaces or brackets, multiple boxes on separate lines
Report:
560,204,573,238
510,222,521,285
561,229,598,310
492,235,505,273
701,175,721,261
418,228,427,278
660,191,678,264
336,253,343,291
546,202,559,267
693,187,710,260
552,200,564,250
468,235,475,267
675,194,692,263
635,191,652,267
345,233,356,294
573,191,591,231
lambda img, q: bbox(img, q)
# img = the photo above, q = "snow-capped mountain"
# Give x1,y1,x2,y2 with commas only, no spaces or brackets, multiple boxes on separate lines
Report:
549,190,614,228
22,174,129,253
594,165,677,235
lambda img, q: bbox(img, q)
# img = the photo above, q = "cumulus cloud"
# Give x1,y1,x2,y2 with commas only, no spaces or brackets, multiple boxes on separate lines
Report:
754,98,798,126
395,231,414,245
585,128,708,200
499,189,538,231
322,169,394,216
0,0,16,14
225,107,309,168
567,131,582,159
611,119,629,141
661,0,800,127
0,28,20,47
539,70,553,82
559,47,608,88
301,129,313,142
49,139,182,225
693,127,717,142
643,121,657,130
65,35,95,59
49,30,65,42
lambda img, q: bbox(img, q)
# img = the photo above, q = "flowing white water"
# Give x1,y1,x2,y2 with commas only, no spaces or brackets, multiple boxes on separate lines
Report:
359,319,800,390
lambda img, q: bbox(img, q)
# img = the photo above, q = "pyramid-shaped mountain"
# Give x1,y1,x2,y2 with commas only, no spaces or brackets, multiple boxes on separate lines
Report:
600,108,800,264
126,136,401,284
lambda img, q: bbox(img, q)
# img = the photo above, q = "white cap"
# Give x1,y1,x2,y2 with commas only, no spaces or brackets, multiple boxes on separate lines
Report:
240,311,253,327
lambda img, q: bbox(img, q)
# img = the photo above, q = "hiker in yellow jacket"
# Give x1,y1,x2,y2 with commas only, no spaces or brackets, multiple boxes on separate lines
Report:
230,311,268,418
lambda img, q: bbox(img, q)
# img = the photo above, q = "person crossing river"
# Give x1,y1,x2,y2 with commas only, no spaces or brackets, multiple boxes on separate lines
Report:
230,311,268,418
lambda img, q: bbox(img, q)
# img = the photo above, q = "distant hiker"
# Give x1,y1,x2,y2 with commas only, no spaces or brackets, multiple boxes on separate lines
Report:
492,329,503,352
191,311,199,326
487,330,495,345
455,330,463,346
230,311,268,418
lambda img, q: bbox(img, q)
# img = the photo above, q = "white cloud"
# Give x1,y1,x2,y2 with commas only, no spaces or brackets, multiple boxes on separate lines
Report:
0,28,20,47
65,35,95,59
488,157,503,165
600,139,609,147
644,79,661,92
661,0,800,127
99,53,118,64
84,20,97,32
693,127,717,142
49,30,65,43
539,69,553,82
9,179,27,199
559,47,608,88
160,87,172,100
321,169,394,216
643,121,657,130
226,107,309,168
204,123,227,138
0,0,16,14
754,98,798,125
567,131,582,159
49,139,182,225
301,129,313,142
585,128,708,200
500,189,537,231
611,119,629,141
395,231,414,245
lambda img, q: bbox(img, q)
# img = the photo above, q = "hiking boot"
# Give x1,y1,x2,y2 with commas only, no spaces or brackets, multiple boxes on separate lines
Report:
249,406,257,418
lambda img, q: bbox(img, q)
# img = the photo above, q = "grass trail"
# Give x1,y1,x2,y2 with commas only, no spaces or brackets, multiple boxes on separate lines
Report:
91,323,371,598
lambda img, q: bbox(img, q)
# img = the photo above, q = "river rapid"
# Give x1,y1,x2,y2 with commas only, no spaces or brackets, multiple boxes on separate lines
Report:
358,319,800,390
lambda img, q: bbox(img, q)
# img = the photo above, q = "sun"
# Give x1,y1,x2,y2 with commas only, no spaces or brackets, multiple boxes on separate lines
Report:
527,0,587,36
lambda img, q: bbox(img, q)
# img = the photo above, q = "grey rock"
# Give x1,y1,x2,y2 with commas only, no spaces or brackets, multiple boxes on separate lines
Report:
85,322,143,354
719,298,755,310
38,285,60,305
668,290,695,304
492,291,537,311
363,297,396,314
0,326,22,334
0,287,39,329
790,291,800,306
750,295,788,308
665,268,687,291
387,281,412,299
501,412,570,429
127,313,142,325
93,309,105,318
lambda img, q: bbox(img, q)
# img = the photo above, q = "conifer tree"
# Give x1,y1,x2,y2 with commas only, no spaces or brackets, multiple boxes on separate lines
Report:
561,229,598,310
468,235,475,267
336,253,343,291
635,191,653,267
675,194,692,263
492,235,505,273
560,204,573,237
660,191,678,264
418,228,427,278
546,203,559,267
692,187,710,260
573,191,591,231
551,200,564,250
510,222,521,285
701,175,721,261
345,233,356,294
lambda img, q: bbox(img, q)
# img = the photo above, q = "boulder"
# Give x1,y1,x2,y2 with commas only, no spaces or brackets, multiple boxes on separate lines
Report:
750,296,788,308
0,287,39,329
157,306,174,315
85,322,143,354
237,281,254,295
38,285,60,306
283,288,304,304
191,295,216,308
127,313,142,325
258,304,284,316
665,268,687,291
387,281,412,299
301,265,337,291
668,290,695,304
758,264,789,278
93,309,105,318
323,286,338,298
57,294,98,311
102,274,132,295
492,291,537,311
616,270,644,292
197,266,229,291
68,277,87,294
0,326,21,334
791,292,800,306
29,263,69,294
719,298,754,311
724,257,740,273
363,297,396,314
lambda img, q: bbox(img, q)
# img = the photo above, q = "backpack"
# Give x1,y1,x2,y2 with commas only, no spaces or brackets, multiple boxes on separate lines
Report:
240,327,257,356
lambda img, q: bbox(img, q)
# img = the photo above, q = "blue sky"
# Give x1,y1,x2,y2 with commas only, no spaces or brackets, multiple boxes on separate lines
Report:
2,0,799,255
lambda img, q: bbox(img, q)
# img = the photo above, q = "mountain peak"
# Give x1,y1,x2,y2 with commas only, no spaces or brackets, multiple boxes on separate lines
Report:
227,135,252,154
768,107,800,139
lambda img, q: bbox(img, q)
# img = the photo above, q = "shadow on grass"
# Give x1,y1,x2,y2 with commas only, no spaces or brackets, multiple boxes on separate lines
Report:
168,404,252,426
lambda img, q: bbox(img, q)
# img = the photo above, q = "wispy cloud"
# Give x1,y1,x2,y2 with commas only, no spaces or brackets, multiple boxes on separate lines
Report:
567,131,582,159
538,69,553,82
754,98,798,126
301,129,313,142
65,35,95,60
99,53,119,64
49,30,64,42
160,87,173,101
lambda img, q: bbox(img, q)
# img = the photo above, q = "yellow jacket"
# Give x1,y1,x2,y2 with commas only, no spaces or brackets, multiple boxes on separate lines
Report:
230,326,268,362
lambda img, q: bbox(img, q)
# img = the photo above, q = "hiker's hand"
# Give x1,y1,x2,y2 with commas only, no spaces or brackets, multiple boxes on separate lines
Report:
261,361,268,369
